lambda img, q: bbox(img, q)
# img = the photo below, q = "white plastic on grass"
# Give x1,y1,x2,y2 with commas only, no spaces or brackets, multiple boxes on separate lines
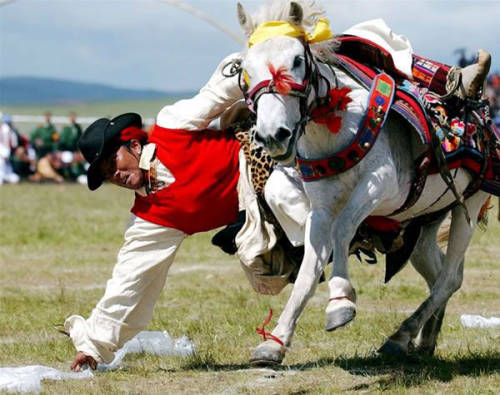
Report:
461,314,500,328
99,330,195,371
0,365,93,393
0,331,195,392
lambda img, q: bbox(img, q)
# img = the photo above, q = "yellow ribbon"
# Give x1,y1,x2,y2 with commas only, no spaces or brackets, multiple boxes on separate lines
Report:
248,17,333,47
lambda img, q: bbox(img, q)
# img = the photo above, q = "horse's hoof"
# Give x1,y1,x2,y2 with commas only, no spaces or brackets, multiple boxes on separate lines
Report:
249,341,285,366
414,343,436,356
325,306,356,331
378,338,408,357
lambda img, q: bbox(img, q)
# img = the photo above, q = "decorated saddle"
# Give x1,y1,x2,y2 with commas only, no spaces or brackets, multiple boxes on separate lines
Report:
332,36,499,199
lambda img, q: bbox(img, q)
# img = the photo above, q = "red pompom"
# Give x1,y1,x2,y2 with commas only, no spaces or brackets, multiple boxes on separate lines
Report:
311,87,352,134
329,87,352,111
268,63,294,96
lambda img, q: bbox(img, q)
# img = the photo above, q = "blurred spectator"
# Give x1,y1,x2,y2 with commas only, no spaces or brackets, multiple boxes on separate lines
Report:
30,110,59,158
59,150,88,185
30,151,64,184
0,113,21,184
11,143,36,180
6,115,36,180
486,73,500,119
59,111,82,152
455,48,471,68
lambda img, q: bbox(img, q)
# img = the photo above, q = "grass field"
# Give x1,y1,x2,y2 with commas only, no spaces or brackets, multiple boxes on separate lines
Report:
0,183,499,394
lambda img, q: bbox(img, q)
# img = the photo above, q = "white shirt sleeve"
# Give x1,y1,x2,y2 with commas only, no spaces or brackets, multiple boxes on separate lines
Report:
64,214,186,364
156,52,243,131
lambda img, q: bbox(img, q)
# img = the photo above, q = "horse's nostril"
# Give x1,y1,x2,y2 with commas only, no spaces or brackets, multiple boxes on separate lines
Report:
276,127,292,142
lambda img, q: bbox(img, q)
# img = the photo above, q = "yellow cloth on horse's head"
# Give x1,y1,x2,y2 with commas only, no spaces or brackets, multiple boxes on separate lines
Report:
248,17,333,47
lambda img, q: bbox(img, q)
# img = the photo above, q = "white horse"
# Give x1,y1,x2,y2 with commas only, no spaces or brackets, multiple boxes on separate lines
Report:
237,0,491,365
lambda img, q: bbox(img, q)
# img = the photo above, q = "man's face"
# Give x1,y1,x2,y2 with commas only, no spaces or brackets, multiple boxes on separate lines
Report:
100,140,144,190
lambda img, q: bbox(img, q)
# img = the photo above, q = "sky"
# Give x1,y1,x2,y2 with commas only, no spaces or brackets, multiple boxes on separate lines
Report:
1,0,499,92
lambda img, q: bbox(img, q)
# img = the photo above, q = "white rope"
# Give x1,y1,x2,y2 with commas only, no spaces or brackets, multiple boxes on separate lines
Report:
0,0,15,6
159,0,245,45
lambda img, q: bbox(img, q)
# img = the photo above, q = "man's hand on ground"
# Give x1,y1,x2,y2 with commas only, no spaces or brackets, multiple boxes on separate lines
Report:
70,352,97,371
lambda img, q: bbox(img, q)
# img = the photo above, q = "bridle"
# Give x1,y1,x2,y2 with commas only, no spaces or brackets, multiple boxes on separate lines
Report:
224,41,337,142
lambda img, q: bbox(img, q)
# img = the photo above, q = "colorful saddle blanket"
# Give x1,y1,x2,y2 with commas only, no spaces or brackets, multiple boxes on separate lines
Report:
333,39,500,197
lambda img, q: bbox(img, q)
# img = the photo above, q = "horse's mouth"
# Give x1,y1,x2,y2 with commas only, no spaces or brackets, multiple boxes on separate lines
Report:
270,127,298,163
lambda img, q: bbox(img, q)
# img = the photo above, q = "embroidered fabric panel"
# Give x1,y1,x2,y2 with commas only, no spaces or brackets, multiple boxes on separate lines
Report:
397,80,493,176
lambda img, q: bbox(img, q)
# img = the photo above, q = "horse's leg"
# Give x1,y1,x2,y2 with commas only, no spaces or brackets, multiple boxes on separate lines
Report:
379,191,489,356
249,205,336,365
408,213,448,355
249,172,394,364
325,179,391,331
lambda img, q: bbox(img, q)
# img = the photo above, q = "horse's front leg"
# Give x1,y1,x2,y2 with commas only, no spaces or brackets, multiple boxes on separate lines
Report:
249,206,335,365
325,179,390,331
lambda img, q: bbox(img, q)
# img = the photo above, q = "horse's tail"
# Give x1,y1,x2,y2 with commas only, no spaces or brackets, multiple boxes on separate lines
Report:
437,195,493,246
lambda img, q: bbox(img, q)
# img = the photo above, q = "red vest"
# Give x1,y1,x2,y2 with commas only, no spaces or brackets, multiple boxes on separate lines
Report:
131,124,241,234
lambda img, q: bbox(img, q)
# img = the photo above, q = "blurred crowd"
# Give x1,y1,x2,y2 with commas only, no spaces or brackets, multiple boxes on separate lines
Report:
486,73,500,124
0,111,88,185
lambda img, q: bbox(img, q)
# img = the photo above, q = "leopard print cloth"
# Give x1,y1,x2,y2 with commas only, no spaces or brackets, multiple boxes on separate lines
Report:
235,128,275,197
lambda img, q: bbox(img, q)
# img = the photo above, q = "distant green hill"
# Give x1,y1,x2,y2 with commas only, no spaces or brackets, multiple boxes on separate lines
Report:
0,76,193,105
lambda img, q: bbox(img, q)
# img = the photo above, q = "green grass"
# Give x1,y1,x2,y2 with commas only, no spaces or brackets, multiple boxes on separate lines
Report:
0,184,499,394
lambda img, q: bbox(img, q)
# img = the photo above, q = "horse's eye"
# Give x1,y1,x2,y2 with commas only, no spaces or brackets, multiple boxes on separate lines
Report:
292,55,303,69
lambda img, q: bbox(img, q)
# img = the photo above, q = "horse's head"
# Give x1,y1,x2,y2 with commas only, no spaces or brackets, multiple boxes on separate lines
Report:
238,1,317,162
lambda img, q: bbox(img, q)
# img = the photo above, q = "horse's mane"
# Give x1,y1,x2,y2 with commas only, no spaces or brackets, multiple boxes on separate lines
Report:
250,0,340,64
252,0,326,34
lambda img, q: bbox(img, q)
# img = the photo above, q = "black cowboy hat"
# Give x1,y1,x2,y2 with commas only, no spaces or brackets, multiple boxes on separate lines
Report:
78,112,142,190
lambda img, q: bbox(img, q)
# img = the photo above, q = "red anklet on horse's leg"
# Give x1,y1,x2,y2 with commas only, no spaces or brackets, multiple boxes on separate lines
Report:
256,308,284,346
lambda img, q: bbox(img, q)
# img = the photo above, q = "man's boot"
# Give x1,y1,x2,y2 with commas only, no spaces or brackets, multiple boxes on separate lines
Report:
447,49,492,100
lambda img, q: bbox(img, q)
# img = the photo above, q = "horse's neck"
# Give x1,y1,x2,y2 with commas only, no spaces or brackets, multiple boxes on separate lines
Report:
297,64,368,160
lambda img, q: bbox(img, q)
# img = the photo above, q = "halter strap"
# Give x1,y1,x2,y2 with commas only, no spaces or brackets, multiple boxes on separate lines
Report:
245,78,309,113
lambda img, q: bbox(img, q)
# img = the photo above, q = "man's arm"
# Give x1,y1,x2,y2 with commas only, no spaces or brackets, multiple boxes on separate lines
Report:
156,52,243,131
65,215,186,369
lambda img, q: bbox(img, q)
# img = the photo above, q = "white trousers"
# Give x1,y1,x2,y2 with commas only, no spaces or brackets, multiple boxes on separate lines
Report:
64,164,310,364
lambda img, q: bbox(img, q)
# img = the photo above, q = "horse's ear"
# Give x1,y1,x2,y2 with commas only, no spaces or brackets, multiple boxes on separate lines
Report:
237,2,254,39
288,1,303,26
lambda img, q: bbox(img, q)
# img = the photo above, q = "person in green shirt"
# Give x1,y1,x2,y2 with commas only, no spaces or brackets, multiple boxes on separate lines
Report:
58,111,82,152
30,111,58,158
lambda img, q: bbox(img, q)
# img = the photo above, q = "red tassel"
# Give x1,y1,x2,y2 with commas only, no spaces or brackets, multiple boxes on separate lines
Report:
329,87,352,110
326,115,343,134
311,87,352,134
268,63,294,96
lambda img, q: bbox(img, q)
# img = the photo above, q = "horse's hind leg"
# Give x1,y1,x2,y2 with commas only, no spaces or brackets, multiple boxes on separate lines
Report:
379,191,489,356
407,213,448,355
